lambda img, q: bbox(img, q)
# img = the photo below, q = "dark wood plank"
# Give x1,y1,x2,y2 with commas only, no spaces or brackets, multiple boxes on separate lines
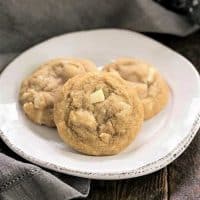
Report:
86,168,168,200
168,133,200,200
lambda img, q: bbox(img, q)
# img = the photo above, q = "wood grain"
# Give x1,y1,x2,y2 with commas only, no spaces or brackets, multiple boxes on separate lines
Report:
168,132,200,200
86,168,168,200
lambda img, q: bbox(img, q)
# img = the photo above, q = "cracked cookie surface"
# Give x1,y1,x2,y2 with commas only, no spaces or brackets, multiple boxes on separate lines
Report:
19,58,97,127
54,72,144,155
103,58,169,119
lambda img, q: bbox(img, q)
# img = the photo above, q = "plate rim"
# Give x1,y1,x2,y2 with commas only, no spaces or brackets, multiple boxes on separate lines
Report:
1,112,199,180
0,29,200,180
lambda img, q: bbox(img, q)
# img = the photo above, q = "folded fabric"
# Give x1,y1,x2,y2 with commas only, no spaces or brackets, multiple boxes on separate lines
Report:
0,153,90,200
0,0,199,199
0,0,199,54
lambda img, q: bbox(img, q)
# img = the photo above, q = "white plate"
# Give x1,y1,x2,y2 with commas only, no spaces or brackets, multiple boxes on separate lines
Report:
0,29,200,180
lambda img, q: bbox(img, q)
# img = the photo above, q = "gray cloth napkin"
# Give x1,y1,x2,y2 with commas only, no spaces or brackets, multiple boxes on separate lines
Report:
0,0,199,199
0,153,90,200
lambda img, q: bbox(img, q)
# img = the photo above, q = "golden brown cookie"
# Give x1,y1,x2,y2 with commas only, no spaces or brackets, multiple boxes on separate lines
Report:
103,58,169,120
19,58,97,127
54,72,144,156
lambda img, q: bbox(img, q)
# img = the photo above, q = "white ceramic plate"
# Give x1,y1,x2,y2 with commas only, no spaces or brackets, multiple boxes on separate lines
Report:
0,29,200,180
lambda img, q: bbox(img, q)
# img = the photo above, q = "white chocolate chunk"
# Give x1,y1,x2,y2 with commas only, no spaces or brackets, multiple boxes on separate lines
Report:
99,132,111,143
69,110,97,130
36,110,43,124
90,89,105,104
130,82,148,98
34,93,46,109
147,68,156,83
23,103,42,124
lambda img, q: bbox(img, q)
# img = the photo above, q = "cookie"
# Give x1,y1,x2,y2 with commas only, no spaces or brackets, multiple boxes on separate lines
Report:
103,58,169,119
54,72,144,156
19,58,97,127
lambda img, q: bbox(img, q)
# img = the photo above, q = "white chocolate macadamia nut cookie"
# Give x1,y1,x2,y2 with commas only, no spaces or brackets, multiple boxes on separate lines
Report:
19,58,97,127
54,72,144,155
103,58,169,119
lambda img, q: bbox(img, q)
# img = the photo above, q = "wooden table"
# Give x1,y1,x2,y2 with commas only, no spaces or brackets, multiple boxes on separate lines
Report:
0,31,200,200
